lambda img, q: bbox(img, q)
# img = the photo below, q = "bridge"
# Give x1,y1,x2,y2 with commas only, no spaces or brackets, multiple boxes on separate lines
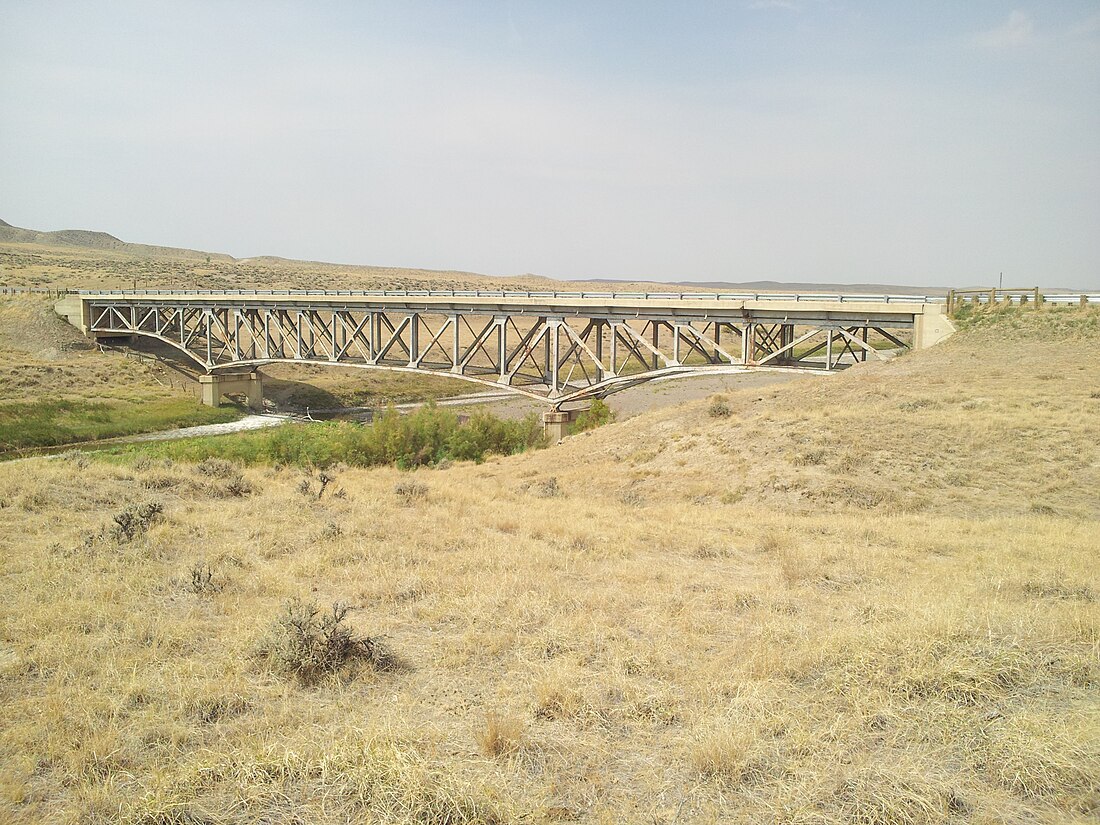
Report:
55,290,954,432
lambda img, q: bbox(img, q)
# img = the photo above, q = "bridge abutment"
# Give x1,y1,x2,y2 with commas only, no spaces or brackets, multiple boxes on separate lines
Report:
912,306,956,349
199,371,264,411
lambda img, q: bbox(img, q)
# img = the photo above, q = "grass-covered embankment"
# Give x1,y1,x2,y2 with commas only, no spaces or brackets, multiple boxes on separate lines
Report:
107,404,546,468
0,397,242,453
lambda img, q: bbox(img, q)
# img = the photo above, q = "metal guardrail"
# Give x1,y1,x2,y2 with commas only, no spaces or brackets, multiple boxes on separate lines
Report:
3,284,1098,305
946,288,1100,311
69,287,944,303
1045,294,1100,304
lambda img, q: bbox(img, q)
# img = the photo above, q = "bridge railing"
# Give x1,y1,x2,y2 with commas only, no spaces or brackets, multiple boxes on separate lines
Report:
68,287,947,304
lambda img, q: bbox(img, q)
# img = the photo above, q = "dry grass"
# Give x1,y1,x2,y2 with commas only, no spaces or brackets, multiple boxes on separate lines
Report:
0,307,1098,823
0,238,676,294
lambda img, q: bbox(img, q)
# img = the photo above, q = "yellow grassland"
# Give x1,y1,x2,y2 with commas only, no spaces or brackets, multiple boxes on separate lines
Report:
0,307,1097,823
0,241,668,293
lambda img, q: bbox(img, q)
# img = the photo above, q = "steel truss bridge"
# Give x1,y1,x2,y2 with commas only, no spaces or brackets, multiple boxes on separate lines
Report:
57,291,954,407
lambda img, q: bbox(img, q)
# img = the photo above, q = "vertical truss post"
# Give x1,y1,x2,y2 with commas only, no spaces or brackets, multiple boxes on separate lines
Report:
370,312,381,361
407,313,419,367
779,324,794,364
549,317,561,396
543,324,552,383
594,319,606,379
331,311,340,362
204,310,212,366
825,329,833,370
650,322,659,370
450,314,461,373
496,316,508,382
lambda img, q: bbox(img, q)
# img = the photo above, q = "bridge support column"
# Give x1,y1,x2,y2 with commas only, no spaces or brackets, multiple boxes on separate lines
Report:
778,324,795,364
199,371,264,411
543,409,577,441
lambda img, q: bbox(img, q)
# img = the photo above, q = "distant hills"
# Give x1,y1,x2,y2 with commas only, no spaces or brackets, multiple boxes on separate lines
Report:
0,219,234,263
0,217,971,294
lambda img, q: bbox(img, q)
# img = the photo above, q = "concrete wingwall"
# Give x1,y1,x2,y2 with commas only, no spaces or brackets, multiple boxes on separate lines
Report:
914,305,956,349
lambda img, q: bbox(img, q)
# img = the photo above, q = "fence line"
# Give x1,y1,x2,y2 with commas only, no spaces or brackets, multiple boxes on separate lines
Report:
945,288,1099,313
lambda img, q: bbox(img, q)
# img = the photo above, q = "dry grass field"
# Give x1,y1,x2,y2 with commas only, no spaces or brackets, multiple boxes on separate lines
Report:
0,239,666,294
1,306,1098,824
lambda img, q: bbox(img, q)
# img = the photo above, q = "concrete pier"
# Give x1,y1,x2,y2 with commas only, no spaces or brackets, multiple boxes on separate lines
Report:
542,409,578,441
199,371,264,410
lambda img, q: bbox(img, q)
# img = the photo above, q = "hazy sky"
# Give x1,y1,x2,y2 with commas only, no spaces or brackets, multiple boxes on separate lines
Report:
2,2,1098,288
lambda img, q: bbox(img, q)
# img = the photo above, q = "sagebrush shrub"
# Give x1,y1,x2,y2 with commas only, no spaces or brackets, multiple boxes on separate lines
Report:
394,479,428,505
533,477,562,498
58,450,91,469
195,457,238,478
707,395,732,418
111,501,163,542
260,598,397,685
188,562,221,595
221,473,253,497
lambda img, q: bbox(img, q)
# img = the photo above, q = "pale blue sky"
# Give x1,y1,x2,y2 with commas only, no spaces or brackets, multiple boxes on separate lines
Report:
2,1,1098,287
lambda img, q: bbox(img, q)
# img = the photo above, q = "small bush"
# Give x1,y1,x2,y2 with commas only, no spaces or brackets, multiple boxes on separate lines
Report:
111,501,163,542
707,394,732,418
571,399,615,433
195,457,238,478
532,477,562,498
260,598,397,685
222,474,253,497
395,479,428,505
188,562,222,595
58,449,91,469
